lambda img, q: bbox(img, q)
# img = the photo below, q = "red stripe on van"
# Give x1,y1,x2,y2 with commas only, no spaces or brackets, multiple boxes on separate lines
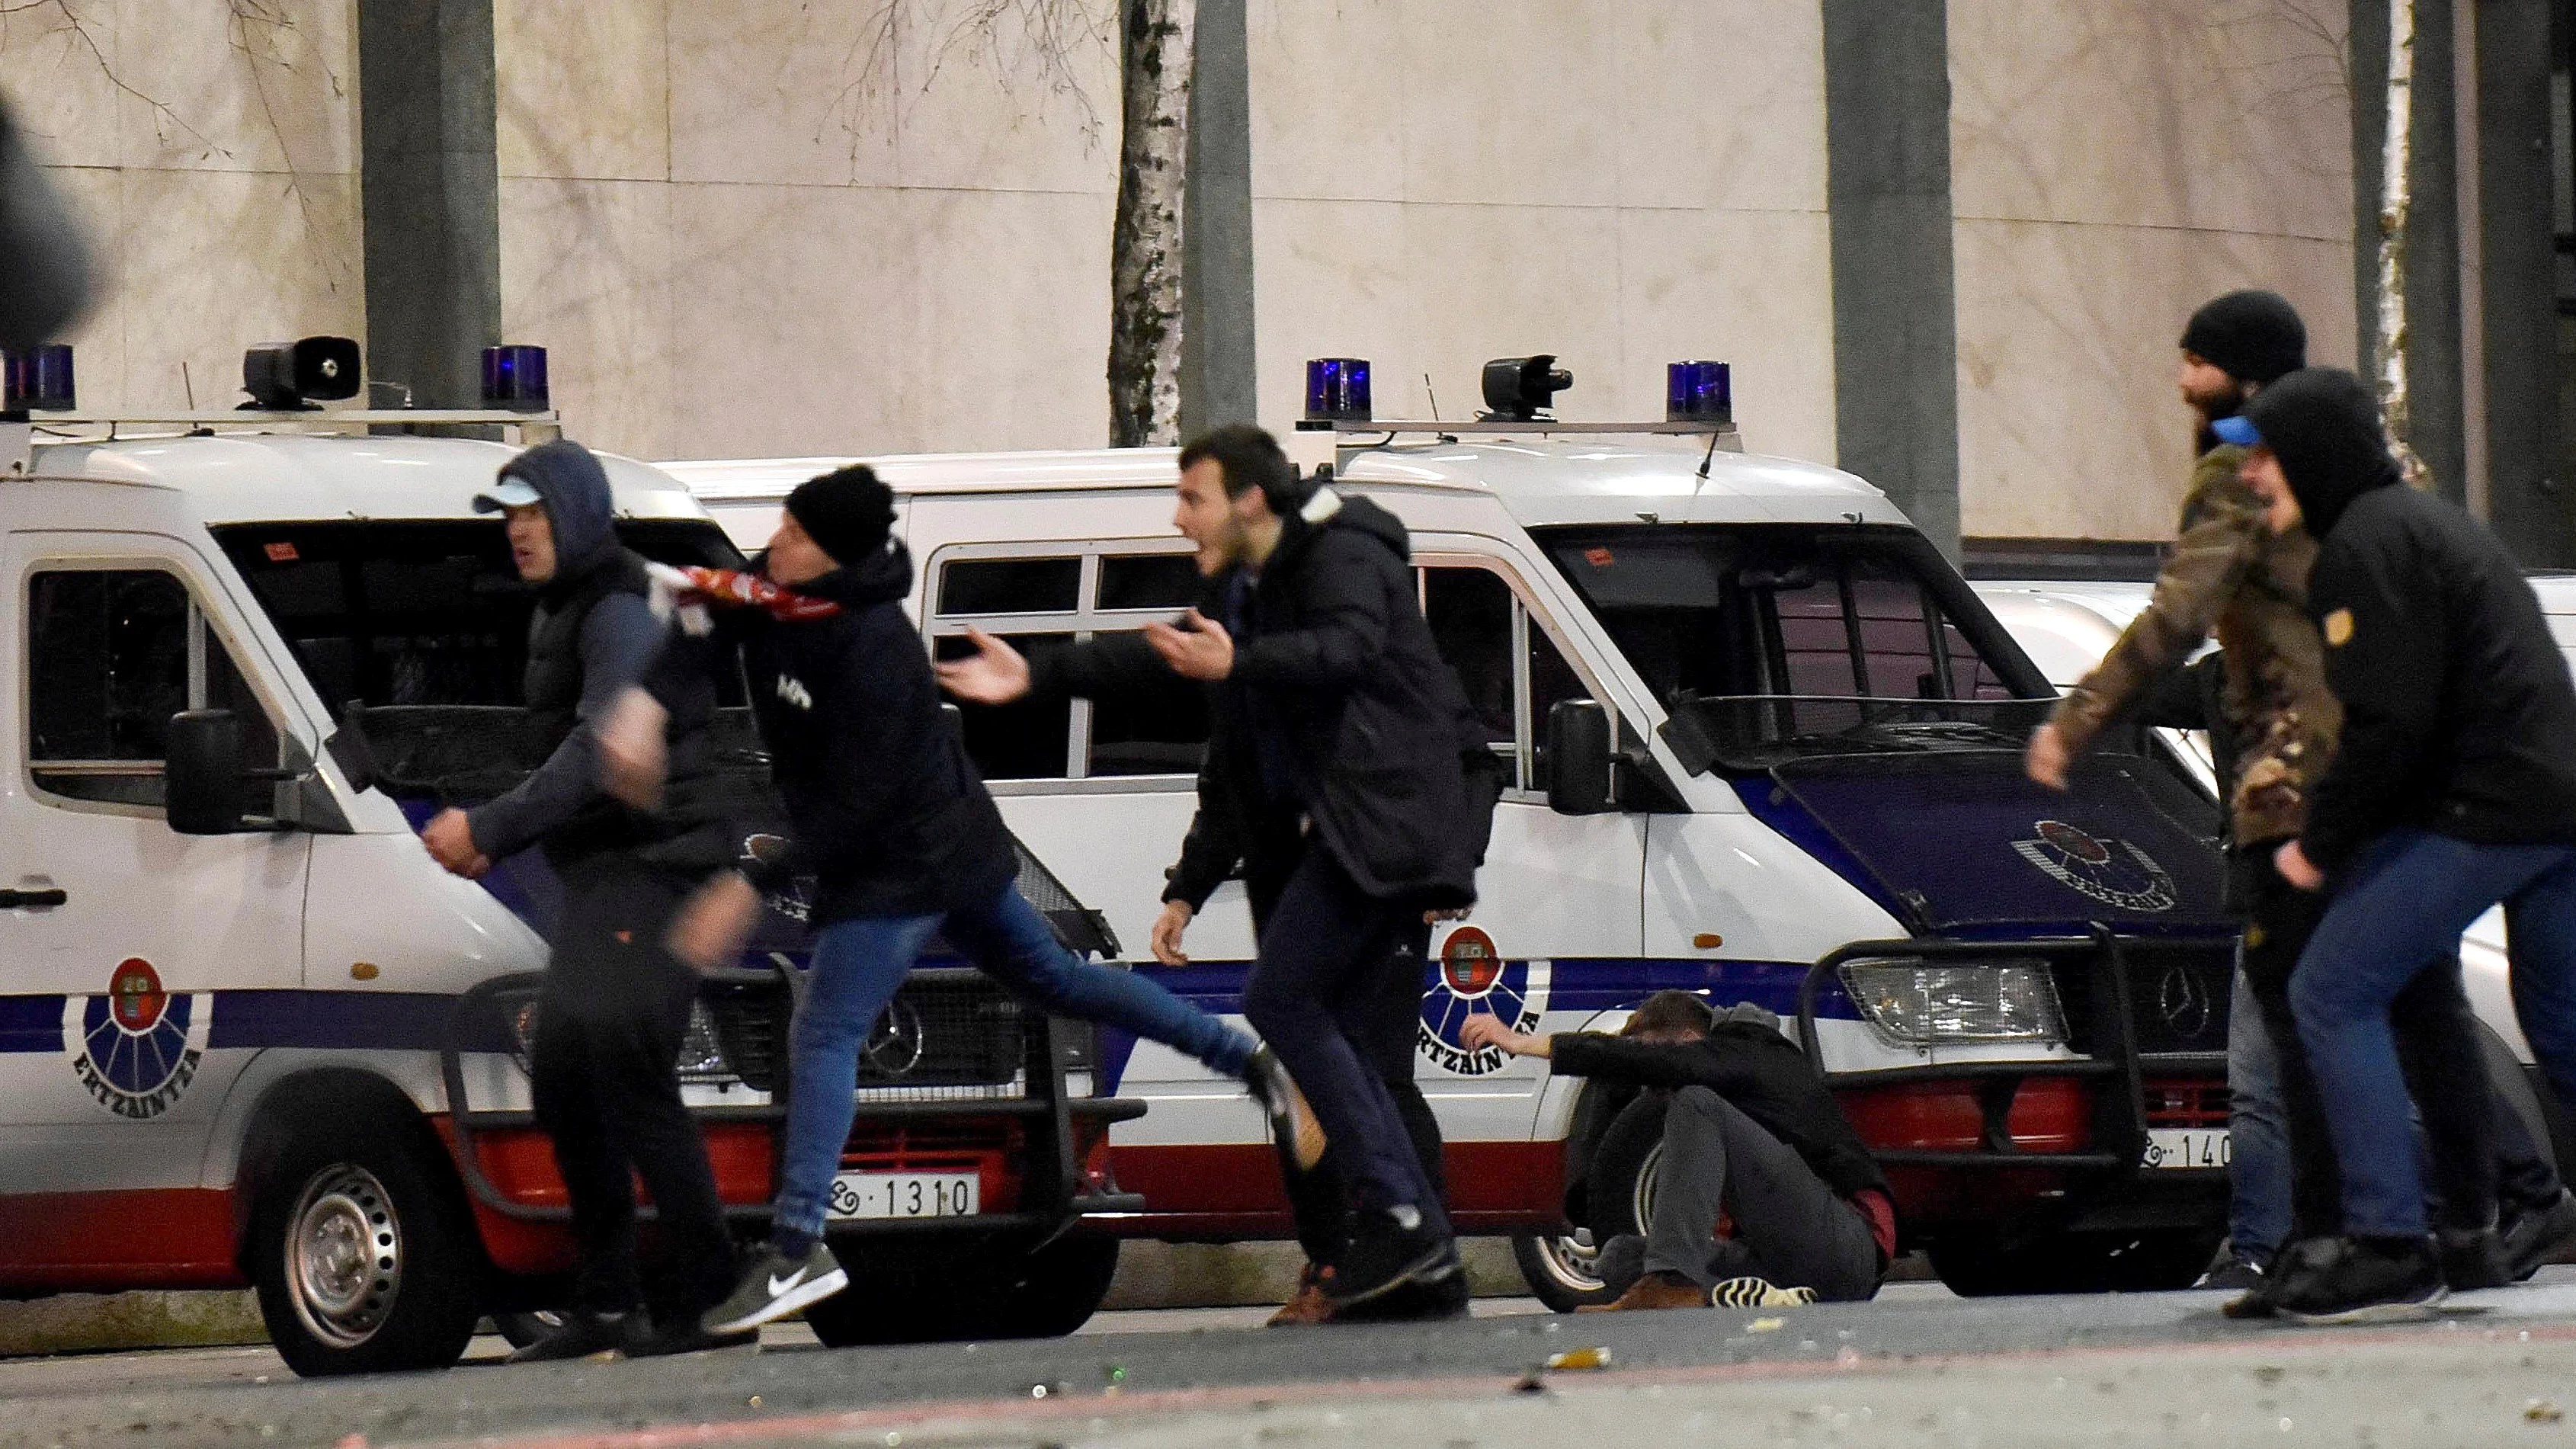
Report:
0,1188,242,1291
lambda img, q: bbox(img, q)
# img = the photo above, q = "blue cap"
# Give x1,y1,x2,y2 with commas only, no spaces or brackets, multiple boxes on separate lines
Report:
2210,415,2260,447
473,477,543,512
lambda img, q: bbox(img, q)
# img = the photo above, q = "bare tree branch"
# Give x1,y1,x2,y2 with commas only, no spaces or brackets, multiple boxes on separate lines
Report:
2,0,228,156
225,0,348,293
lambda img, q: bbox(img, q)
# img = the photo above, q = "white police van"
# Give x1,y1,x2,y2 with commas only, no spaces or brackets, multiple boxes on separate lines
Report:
0,339,1141,1376
667,357,2245,1305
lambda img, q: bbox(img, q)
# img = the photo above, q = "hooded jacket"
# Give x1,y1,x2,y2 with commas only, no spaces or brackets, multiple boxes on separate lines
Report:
1035,489,1489,906
735,540,1019,924
465,441,724,871
2248,368,2576,871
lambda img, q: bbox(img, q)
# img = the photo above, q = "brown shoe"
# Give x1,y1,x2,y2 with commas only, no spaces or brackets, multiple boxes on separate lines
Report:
1575,1271,1709,1313
1267,1265,1336,1326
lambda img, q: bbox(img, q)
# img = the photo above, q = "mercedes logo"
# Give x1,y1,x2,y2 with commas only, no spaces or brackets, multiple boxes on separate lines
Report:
2158,963,2214,1038
863,999,925,1077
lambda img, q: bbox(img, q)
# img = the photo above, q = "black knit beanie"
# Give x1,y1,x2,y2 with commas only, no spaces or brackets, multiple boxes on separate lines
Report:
2238,367,2400,538
2180,290,2307,386
784,465,896,566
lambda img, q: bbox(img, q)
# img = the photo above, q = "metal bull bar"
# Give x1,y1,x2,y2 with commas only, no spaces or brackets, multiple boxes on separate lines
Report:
1793,926,2233,1175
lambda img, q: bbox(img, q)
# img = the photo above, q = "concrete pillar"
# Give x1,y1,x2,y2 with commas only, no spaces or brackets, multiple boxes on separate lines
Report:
355,0,501,409
1180,0,1257,438
1821,0,1961,559
2477,0,2572,563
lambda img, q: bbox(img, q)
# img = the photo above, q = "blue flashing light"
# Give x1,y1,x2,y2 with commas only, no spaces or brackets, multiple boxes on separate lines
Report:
482,345,549,412
1667,360,1732,424
1304,357,1372,423
3,344,75,412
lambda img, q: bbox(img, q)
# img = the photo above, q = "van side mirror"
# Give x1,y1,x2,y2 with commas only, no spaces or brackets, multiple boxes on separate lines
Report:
1544,699,1615,816
166,710,248,835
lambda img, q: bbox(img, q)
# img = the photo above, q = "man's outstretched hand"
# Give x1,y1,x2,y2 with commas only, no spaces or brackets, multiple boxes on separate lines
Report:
1144,610,1234,681
1459,1012,1550,1059
935,626,1033,704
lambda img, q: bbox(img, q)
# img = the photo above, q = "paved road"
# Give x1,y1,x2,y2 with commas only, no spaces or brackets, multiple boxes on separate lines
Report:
10,1279,2576,1447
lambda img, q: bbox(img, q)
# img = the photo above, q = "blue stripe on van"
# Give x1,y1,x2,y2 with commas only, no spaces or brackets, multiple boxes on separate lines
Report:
205,991,463,1053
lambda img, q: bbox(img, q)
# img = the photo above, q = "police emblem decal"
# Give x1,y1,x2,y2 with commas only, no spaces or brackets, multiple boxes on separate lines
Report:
64,959,210,1120
1418,927,1546,1076
2012,819,2178,912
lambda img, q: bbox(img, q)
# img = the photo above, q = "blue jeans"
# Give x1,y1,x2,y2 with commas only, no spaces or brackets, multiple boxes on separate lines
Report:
2225,965,2292,1262
771,881,1258,1243
2291,830,2576,1238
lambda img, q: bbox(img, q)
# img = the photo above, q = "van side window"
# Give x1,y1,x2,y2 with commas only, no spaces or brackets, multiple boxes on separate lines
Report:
1421,562,1591,793
928,549,1213,782
27,569,280,809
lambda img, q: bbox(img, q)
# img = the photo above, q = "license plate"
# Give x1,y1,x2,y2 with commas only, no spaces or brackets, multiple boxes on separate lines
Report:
2141,1128,2230,1171
825,1172,980,1220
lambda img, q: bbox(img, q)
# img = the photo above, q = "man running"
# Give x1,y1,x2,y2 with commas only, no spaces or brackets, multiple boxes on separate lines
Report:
939,425,1488,1314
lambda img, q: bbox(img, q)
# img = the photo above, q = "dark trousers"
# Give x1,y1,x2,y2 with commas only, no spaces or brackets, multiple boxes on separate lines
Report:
2235,847,2524,1241
1242,847,1453,1239
1644,1088,1882,1302
1269,910,1447,1269
530,856,734,1319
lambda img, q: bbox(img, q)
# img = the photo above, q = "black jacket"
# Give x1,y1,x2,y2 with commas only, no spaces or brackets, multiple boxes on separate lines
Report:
1038,489,1489,907
2248,368,2576,871
737,542,1019,924
1547,1017,1891,1206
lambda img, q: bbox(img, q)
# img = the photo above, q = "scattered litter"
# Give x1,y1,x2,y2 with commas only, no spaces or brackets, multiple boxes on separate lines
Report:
1031,1383,1052,1399
2527,1399,2563,1424
1544,1347,1613,1371
1746,1317,1786,1333
1511,1371,1551,1396
745,1396,761,1409
334,1437,367,1449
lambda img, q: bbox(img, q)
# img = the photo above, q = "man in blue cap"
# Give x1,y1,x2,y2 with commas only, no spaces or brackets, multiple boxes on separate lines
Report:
424,439,742,1360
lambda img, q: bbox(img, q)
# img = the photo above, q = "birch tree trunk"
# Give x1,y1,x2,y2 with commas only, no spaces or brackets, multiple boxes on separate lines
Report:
1107,0,1194,448
2373,0,2432,487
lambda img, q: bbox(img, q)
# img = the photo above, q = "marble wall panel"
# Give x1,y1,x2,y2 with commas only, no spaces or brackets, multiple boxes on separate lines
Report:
0,0,123,168
662,181,920,460
667,0,899,189
887,0,1120,195
1392,0,1624,208
1616,0,1827,215
114,167,365,412
110,0,357,177
495,1,669,182
1951,0,2350,240
500,177,677,459
1250,197,1415,418
1246,0,1406,203
37,165,125,408
904,188,1116,452
1954,216,2357,540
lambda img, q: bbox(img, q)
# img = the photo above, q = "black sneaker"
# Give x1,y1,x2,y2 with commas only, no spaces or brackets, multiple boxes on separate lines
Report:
2503,1191,2576,1281
627,1316,760,1358
2437,1226,2512,1290
505,1308,641,1364
701,1241,848,1336
2196,1255,2267,1293
1333,1249,1471,1322
1325,1207,1453,1310
2274,1236,2446,1325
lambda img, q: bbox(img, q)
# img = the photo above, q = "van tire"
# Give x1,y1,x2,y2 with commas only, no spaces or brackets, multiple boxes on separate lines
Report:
803,1235,1119,1345
2477,1019,2565,1173
1510,1233,1620,1312
249,1115,482,1377
1581,1094,1671,1254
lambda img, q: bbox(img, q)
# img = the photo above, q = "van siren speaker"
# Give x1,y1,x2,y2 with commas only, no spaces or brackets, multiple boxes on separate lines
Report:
242,336,362,410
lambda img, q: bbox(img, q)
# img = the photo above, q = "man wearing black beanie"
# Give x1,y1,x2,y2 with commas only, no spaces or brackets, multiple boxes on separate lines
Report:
2227,368,2576,1322
606,465,1293,1338
2025,290,2324,1294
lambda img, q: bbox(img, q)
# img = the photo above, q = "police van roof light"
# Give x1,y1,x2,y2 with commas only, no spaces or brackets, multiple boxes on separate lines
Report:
1303,357,1372,424
242,336,361,411
482,345,549,412
1481,355,1572,422
1668,361,1732,425
3,344,75,412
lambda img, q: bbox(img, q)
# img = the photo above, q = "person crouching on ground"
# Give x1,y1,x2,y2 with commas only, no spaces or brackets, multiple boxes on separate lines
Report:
1463,991,1893,1309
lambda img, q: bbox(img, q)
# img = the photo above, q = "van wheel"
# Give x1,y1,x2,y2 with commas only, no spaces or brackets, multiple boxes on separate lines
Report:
250,1118,482,1377
2478,1019,2565,1172
1583,1092,1670,1249
803,1236,1120,1345
1511,1232,1620,1312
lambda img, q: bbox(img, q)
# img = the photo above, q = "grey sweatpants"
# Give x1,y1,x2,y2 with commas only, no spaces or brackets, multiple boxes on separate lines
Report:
1643,1085,1884,1302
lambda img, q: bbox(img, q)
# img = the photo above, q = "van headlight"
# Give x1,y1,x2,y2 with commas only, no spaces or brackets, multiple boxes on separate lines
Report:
1838,958,2067,1047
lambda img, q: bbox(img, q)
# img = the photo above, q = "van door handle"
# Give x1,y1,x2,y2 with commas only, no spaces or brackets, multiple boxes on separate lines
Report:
0,888,67,909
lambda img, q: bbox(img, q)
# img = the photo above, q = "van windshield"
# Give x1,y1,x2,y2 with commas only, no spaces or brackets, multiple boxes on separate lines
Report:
213,519,751,803
1535,524,2055,771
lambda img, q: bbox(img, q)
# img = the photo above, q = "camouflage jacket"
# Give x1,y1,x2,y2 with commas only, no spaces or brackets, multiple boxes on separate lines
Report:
2046,444,2341,847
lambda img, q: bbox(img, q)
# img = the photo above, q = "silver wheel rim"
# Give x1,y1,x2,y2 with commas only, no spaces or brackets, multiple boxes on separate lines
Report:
286,1165,401,1349
1535,1228,1604,1290
1632,1143,1664,1236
